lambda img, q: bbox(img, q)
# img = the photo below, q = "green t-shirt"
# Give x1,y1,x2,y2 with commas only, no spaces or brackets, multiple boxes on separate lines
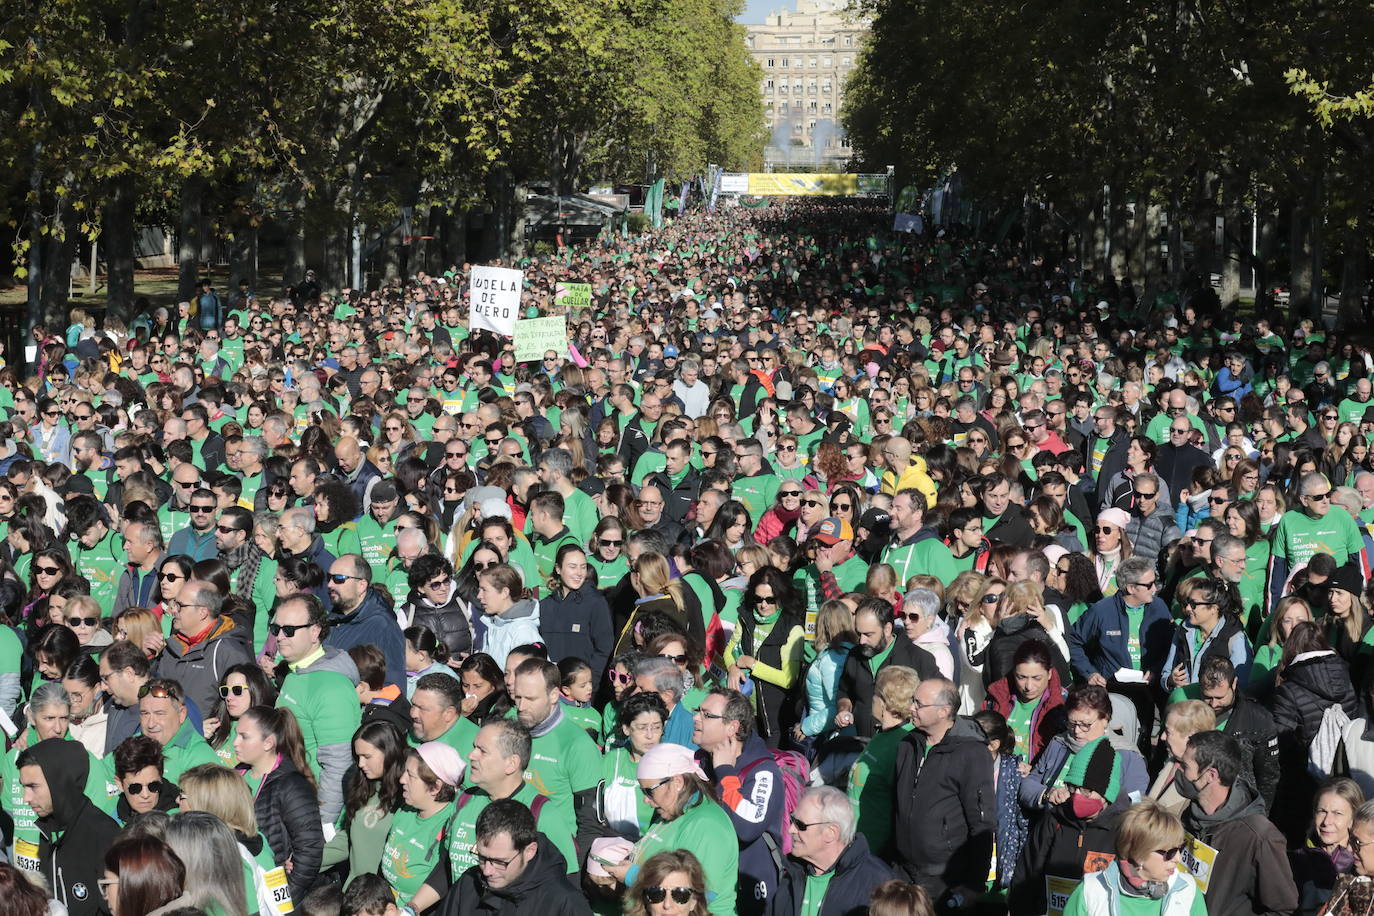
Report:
801,870,836,916
1272,508,1365,569
1061,879,1207,916
1007,697,1038,758
277,669,363,780
847,721,912,856
1125,605,1146,669
525,713,601,834
381,803,454,901
443,783,579,877
882,538,957,587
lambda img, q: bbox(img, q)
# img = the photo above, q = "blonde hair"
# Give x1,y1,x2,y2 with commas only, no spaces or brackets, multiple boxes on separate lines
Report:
874,665,920,722
814,600,856,651
178,763,259,835
945,571,987,619
1268,597,1313,648
865,563,899,598
907,575,944,602
1165,699,1216,738
735,544,771,572
966,576,1009,629
1116,798,1186,865
66,595,101,619
1002,581,1049,627
113,607,159,652
634,552,684,611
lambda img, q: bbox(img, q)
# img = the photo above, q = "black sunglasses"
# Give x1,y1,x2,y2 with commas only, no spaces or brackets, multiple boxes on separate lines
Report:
643,887,695,905
268,622,309,638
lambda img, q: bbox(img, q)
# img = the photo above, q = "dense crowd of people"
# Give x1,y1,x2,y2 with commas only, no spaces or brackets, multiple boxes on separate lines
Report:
2,197,1373,916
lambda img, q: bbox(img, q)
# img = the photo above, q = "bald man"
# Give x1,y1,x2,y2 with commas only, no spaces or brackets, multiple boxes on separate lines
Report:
334,436,381,509
879,437,937,505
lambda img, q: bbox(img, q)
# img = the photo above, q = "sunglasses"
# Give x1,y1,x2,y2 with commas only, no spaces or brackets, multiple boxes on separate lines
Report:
329,573,362,584
219,684,250,698
1156,845,1184,860
659,653,688,665
190,505,215,513
599,539,623,547
609,670,634,685
981,592,1004,603
1096,525,1119,535
125,780,164,796
138,683,176,701
216,525,242,534
779,491,802,498
643,887,696,906
425,576,451,589
35,565,61,576
751,594,778,605
801,499,823,507
269,622,309,638
66,616,100,628
641,776,674,799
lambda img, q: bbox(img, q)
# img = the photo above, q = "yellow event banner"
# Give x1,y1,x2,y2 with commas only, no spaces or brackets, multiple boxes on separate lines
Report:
744,173,887,196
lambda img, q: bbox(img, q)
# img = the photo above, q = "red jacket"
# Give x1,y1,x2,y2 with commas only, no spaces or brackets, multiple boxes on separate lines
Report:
984,666,1066,760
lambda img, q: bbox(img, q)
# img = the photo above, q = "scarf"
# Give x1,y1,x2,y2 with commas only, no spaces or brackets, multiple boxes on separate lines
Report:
222,541,263,598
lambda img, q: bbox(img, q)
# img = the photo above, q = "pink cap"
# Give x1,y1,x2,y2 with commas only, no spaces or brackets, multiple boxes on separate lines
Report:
417,741,466,787
1042,544,1068,570
636,742,706,781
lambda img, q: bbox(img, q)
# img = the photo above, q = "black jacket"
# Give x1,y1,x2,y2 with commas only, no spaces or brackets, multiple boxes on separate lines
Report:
1221,693,1280,810
539,582,615,678
892,717,995,902
436,836,589,916
982,614,1070,688
983,505,1035,548
768,834,894,916
839,634,940,737
24,738,119,916
253,756,325,903
1273,650,1360,746
1182,780,1298,916
1156,443,1212,502
1084,430,1130,512
404,587,476,658
646,466,703,526
1009,796,1127,916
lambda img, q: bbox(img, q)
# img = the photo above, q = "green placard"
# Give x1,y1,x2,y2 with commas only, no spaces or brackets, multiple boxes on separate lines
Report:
555,282,591,311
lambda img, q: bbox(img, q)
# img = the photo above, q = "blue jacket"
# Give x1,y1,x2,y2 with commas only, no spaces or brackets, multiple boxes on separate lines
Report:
167,526,218,563
324,587,404,689
1068,593,1173,682
700,734,786,906
1162,615,1253,690
1018,734,1149,812
800,644,852,737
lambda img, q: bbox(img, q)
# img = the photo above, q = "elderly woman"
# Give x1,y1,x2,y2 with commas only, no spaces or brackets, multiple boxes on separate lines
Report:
593,743,740,916
1058,799,1204,916
1147,700,1216,815
1319,798,1374,916
1019,684,1149,814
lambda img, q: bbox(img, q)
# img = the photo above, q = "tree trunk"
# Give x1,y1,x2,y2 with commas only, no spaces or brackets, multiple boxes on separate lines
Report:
39,206,77,327
1339,220,1366,329
442,207,467,270
227,179,258,294
285,189,307,290
1167,187,1185,287
1290,197,1315,319
103,174,137,321
177,178,205,300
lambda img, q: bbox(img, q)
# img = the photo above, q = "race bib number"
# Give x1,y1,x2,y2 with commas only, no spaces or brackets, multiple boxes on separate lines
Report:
14,837,40,874
1046,876,1080,916
1178,834,1218,893
263,865,295,915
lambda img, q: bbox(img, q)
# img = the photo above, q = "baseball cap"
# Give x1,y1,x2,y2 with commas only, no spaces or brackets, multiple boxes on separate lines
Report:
813,517,854,546
370,479,399,503
663,345,680,359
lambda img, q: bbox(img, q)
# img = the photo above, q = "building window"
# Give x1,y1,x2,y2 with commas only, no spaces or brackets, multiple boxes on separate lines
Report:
765,79,774,90
794,82,802,93
781,58,788,67
808,80,817,93
793,99,802,111
809,57,817,67
779,83,787,93
844,35,853,46
842,56,851,66
793,58,802,67
823,102,832,114
766,58,774,67
823,56,832,67
822,79,832,91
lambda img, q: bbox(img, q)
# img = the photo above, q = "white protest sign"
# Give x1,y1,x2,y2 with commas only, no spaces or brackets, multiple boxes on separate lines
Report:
468,266,523,336
514,316,569,362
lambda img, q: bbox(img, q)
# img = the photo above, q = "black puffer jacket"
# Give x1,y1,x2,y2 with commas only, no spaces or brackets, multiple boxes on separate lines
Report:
404,584,475,657
768,833,894,916
1273,649,1360,745
982,614,1070,687
253,756,325,904
983,505,1035,548
1222,693,1280,810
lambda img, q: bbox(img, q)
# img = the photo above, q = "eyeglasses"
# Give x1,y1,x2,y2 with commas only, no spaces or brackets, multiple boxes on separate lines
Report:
643,887,696,906
219,684,250,698
695,708,727,721
35,565,61,576
477,850,521,870
641,775,674,798
425,576,451,590
66,616,100,628
98,878,120,894
789,815,831,832
629,721,664,736
269,622,310,638
329,573,363,584
1066,718,1100,733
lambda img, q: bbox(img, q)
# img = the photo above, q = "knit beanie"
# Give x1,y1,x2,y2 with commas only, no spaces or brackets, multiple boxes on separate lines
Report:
1063,736,1121,802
